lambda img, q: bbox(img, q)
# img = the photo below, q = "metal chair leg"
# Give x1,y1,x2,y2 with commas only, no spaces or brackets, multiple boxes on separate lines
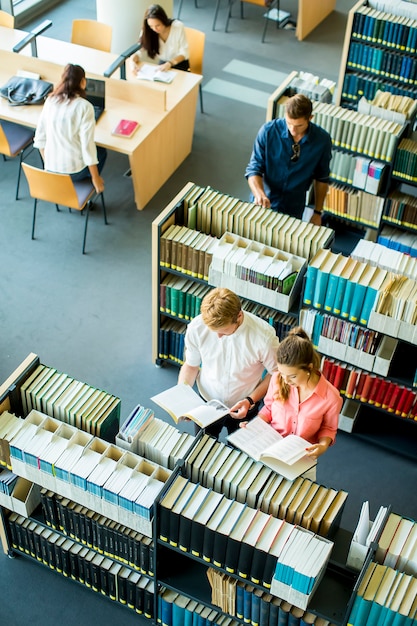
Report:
224,0,234,32
82,203,90,254
212,0,223,30
99,192,108,225
31,198,38,239
199,84,204,114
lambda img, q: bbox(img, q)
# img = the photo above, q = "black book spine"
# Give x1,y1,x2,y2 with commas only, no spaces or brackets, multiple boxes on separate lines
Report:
79,511,87,545
224,537,241,575
128,533,135,568
73,510,82,543
7,515,18,549
77,552,86,583
40,489,50,524
97,522,106,555
118,571,127,605
108,568,117,601
46,539,56,570
67,504,76,539
178,516,192,552
135,583,145,615
121,530,130,564
169,511,181,548
202,526,216,563
85,514,93,548
237,542,255,580
54,541,63,574
190,521,205,558
46,493,59,529
61,544,71,577
33,530,43,561
133,536,142,571
148,542,154,577
100,564,109,597
92,516,100,551
40,534,50,565
250,548,268,585
91,559,101,591
140,538,149,575
262,553,278,589
144,585,154,619
126,577,136,609
212,532,229,569
26,526,36,558
69,548,80,580
84,556,93,588
103,522,111,557
158,504,171,543
20,523,30,555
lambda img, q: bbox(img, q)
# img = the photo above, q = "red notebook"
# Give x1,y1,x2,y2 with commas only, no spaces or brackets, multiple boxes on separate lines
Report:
112,119,139,138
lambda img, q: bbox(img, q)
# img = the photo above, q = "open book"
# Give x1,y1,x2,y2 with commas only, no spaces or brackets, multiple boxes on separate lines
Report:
136,64,176,83
150,384,230,428
226,417,316,481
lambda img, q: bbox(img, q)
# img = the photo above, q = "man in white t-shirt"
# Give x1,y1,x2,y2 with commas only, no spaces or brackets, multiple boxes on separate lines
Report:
178,287,279,437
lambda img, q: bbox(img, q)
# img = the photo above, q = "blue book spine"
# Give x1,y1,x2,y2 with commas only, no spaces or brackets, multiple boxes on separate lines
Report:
312,270,331,310
278,605,290,626
251,593,261,626
260,596,270,626
184,606,194,626
268,601,279,626
243,587,252,624
303,266,318,306
172,603,186,626
161,596,173,626
359,287,377,325
333,276,347,316
340,279,357,319
348,282,368,324
324,274,340,312
287,613,301,626
236,584,244,619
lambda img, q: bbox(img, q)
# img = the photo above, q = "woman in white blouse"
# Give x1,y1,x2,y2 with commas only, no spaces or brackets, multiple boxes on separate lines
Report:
132,4,189,72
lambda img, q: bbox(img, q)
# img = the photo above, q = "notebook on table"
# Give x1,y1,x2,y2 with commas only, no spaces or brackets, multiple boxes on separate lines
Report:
85,78,106,121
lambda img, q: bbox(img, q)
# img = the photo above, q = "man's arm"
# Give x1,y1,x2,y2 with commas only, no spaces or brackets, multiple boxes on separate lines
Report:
178,362,199,387
229,373,272,419
247,175,271,209
310,180,329,225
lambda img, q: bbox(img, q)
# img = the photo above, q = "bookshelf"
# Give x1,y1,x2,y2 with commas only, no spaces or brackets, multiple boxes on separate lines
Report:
336,0,417,110
299,249,417,458
1,359,415,625
151,182,334,367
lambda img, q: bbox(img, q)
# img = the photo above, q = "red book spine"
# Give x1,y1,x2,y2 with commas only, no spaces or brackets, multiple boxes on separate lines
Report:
345,369,360,399
360,373,376,403
368,377,383,405
409,398,417,420
387,384,403,413
374,379,390,408
322,357,333,381
353,371,367,400
381,381,397,410
401,390,416,418
395,387,414,416
333,363,347,391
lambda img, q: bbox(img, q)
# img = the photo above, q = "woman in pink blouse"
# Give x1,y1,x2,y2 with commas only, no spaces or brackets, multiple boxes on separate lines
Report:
257,327,342,464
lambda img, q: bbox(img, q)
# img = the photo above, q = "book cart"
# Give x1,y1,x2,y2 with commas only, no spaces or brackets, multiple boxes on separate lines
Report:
1,355,415,625
151,182,334,368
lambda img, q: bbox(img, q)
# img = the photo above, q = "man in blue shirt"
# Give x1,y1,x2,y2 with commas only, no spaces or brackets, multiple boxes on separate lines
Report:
245,94,332,224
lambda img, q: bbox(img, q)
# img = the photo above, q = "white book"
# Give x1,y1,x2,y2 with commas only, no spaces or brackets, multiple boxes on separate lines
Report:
136,64,176,83
151,384,231,428
227,417,316,481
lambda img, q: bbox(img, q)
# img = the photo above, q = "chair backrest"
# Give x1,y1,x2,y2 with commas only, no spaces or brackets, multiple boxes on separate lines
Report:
71,19,112,52
184,27,205,77
22,163,84,210
242,0,267,5
0,10,14,28
0,124,12,157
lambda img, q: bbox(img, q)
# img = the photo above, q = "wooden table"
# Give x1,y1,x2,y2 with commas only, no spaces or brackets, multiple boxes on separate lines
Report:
0,31,201,210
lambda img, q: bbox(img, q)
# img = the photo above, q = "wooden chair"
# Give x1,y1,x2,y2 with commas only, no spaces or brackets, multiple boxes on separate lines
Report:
22,163,108,254
0,121,35,200
0,10,14,27
184,27,205,114
71,19,112,52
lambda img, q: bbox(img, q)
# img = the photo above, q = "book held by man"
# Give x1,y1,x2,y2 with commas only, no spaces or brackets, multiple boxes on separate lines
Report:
151,384,230,428
226,417,316,481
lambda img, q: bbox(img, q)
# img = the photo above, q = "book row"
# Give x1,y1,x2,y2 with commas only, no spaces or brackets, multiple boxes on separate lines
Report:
19,362,120,440
341,72,416,105
158,588,231,626
303,249,388,326
358,90,417,124
160,275,211,320
183,435,347,537
39,488,154,576
158,475,334,608
330,153,386,197
351,238,417,281
0,467,17,495
352,5,417,51
347,561,417,626
393,138,417,181
180,184,332,262
378,225,417,256
159,318,186,364
382,191,417,233
274,100,402,162
117,403,155,447
347,43,417,85
322,357,417,419
376,512,417,575
4,409,170,528
206,568,331,626
160,223,216,281
324,183,385,227
7,512,155,617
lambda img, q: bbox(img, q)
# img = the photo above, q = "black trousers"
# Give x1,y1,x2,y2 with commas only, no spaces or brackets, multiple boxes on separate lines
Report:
202,403,261,439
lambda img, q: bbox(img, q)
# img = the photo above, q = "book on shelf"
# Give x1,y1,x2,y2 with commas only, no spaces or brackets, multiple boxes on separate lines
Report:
111,119,139,138
226,417,316,482
151,384,231,428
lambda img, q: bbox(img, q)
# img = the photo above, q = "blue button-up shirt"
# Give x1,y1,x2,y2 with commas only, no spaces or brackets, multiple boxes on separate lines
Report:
245,118,332,217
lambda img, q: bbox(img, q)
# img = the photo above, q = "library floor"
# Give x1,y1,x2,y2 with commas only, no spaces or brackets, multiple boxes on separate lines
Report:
1,0,417,624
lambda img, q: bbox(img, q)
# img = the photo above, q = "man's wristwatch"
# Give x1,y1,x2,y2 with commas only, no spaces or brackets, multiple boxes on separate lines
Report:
314,210,322,216
245,396,255,409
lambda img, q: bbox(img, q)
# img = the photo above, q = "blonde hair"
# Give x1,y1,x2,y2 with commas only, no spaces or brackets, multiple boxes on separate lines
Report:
274,327,320,401
201,288,241,329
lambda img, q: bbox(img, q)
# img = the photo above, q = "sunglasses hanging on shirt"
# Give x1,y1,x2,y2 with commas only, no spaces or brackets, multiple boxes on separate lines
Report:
290,143,300,162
